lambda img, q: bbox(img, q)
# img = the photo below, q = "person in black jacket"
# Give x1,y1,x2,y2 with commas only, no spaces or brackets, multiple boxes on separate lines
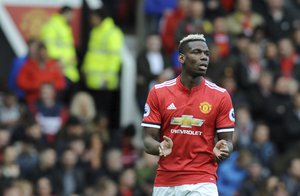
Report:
263,0,296,42
136,33,171,113
284,91,300,149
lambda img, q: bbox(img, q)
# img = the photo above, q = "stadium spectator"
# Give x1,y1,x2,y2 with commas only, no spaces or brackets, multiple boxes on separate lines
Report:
249,122,277,167
235,42,264,91
264,0,296,42
17,42,66,105
220,75,248,105
93,176,118,196
285,91,300,148
226,0,264,37
83,132,105,186
36,177,55,196
104,148,123,183
266,76,293,151
235,104,255,148
230,33,250,69
278,38,300,80
69,91,96,125
22,120,48,151
285,0,300,28
160,0,189,55
56,116,88,155
205,0,226,20
88,112,111,145
238,159,269,196
118,167,138,195
81,7,124,129
114,124,139,167
263,42,280,74
217,149,252,196
28,148,57,183
205,44,231,84
8,39,39,101
2,185,22,196
175,0,213,43
281,157,300,195
135,152,158,196
0,146,21,190
136,33,171,113
40,6,79,87
252,26,268,53
13,180,34,196
68,139,86,166
211,16,231,58
0,127,11,159
293,27,300,53
31,83,68,145
17,141,39,179
143,0,177,34
52,148,85,195
255,175,278,195
247,70,274,121
0,92,22,129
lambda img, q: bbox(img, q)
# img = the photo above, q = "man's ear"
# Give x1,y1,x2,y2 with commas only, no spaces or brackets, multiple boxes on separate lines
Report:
179,53,185,64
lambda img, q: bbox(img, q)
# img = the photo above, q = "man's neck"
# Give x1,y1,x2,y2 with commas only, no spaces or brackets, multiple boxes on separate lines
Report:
180,73,202,90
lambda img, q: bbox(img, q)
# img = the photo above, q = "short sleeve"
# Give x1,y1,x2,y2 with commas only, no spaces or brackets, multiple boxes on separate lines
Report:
141,87,162,129
216,91,235,133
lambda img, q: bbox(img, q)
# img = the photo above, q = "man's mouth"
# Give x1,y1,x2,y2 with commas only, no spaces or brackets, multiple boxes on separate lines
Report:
199,64,208,70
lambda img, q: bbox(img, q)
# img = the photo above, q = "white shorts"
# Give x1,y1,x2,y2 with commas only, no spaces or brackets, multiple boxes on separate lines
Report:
153,182,218,196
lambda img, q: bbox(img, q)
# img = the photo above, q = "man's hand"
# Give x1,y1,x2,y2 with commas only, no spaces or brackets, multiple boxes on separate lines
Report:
159,136,173,157
213,139,231,161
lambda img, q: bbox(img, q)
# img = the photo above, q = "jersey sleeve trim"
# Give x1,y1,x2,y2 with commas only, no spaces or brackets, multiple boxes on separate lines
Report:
216,127,234,133
141,122,161,129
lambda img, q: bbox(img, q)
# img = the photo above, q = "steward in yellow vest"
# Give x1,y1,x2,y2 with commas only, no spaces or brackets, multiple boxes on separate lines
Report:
82,8,124,90
41,6,79,83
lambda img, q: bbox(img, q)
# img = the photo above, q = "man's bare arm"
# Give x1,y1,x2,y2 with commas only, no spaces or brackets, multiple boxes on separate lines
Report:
143,127,161,156
218,132,233,152
214,132,234,161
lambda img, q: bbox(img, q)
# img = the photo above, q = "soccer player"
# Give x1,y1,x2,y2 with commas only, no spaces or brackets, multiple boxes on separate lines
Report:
142,34,235,196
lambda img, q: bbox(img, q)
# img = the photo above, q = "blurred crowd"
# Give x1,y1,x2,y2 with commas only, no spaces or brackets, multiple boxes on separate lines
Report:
1,0,300,195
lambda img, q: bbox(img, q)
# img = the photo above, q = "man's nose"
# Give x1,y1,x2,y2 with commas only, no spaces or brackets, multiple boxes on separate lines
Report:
200,54,208,60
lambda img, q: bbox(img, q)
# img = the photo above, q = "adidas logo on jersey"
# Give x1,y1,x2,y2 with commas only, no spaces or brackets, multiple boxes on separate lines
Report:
167,103,177,110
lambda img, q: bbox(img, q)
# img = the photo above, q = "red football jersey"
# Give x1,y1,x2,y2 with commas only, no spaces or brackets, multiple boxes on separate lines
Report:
142,76,235,187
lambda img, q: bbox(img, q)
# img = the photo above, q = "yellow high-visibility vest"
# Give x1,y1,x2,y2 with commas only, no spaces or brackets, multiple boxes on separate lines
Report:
82,17,124,90
41,14,79,82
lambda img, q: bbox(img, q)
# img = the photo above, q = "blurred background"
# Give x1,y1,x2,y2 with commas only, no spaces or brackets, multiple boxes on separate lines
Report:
0,0,300,195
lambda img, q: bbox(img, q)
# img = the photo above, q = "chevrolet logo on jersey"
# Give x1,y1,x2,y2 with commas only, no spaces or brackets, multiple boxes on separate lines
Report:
170,115,205,128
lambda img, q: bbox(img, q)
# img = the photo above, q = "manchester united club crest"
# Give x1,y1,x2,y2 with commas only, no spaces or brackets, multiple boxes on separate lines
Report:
199,102,212,114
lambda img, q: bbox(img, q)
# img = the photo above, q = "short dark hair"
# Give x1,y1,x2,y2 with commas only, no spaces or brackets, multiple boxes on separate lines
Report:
60,6,72,14
91,6,109,19
178,41,191,54
178,34,206,54
37,41,46,50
